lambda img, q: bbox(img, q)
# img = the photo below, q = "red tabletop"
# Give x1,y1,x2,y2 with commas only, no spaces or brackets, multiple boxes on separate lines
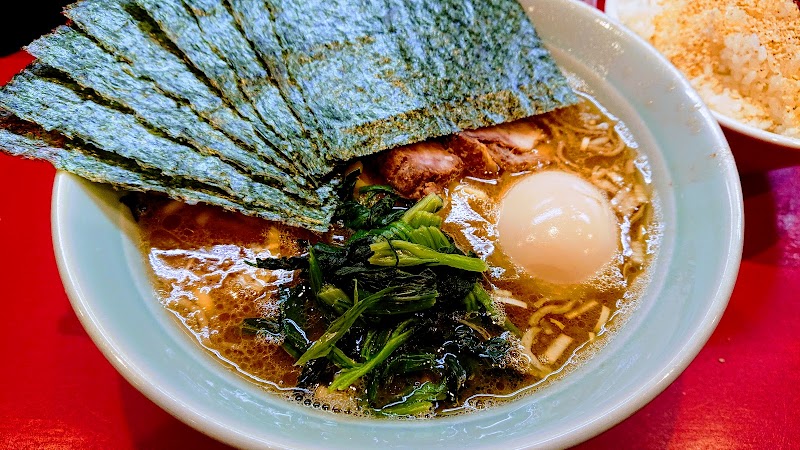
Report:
2,21,800,449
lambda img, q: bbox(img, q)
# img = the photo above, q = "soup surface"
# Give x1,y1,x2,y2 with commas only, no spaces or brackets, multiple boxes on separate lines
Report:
132,94,660,417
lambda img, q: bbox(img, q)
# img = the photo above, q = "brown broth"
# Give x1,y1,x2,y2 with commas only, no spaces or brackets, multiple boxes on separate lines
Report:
134,94,659,418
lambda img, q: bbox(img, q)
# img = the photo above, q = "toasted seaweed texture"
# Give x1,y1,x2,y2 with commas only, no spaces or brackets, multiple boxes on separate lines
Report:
26,26,320,200
133,0,330,178
0,111,340,227
0,0,576,232
264,0,578,162
182,0,331,176
228,0,330,171
65,0,310,181
0,111,245,211
0,67,335,229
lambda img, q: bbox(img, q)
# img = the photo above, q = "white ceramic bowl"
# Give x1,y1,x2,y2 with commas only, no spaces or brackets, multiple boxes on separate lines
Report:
52,0,743,448
604,0,800,171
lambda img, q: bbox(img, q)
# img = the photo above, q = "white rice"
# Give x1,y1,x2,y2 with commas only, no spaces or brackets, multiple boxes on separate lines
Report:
618,0,800,139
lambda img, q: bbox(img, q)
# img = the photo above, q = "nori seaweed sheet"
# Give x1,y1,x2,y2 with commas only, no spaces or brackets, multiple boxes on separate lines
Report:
0,67,335,229
263,0,577,161
227,0,332,167
25,26,320,203
64,0,311,182
182,0,330,176
0,111,245,212
133,0,329,178
1,0,577,232
0,111,336,226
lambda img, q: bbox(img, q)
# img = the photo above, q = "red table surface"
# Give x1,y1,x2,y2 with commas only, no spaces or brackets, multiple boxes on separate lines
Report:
2,23,800,449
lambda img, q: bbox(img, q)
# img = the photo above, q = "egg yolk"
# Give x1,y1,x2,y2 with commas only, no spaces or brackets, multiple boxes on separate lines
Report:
497,170,618,284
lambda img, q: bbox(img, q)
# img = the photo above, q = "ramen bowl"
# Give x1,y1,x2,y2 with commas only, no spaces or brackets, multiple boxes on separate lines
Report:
52,0,743,448
605,0,800,172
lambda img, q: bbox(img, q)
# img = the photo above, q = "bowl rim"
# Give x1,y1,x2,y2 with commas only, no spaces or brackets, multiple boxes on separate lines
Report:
603,0,800,150
49,0,745,448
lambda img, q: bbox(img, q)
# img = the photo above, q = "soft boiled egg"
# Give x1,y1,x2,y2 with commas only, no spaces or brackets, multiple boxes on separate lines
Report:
497,170,618,284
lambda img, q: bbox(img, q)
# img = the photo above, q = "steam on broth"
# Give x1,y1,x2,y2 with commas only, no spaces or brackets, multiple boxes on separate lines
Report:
133,93,660,417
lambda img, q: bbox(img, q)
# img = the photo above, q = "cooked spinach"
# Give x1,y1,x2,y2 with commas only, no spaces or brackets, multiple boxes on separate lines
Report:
241,284,311,359
242,189,523,416
332,169,408,230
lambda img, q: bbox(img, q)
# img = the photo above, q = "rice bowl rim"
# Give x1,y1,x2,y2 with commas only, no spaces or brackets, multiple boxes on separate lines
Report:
713,111,800,150
604,0,800,151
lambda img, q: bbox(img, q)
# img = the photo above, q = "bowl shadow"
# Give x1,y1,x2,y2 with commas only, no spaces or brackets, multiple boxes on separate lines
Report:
118,379,233,450
740,173,779,260
570,378,683,450
726,126,800,174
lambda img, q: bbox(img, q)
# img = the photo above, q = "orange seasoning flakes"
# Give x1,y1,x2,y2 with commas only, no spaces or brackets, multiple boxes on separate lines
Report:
623,0,800,138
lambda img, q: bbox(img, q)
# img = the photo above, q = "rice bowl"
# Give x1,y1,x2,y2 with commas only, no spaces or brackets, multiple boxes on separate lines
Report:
606,0,800,157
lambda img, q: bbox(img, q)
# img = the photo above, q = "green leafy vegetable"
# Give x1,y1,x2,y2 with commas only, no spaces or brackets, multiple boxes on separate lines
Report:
241,317,281,339
329,320,415,390
369,240,488,272
379,381,449,416
316,284,351,316
241,186,527,416
407,226,451,250
295,285,395,366
329,346,358,369
251,255,309,271
463,283,522,336
381,353,438,378
241,285,311,359
401,193,444,220
404,211,443,229
333,169,408,231
308,246,324,296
